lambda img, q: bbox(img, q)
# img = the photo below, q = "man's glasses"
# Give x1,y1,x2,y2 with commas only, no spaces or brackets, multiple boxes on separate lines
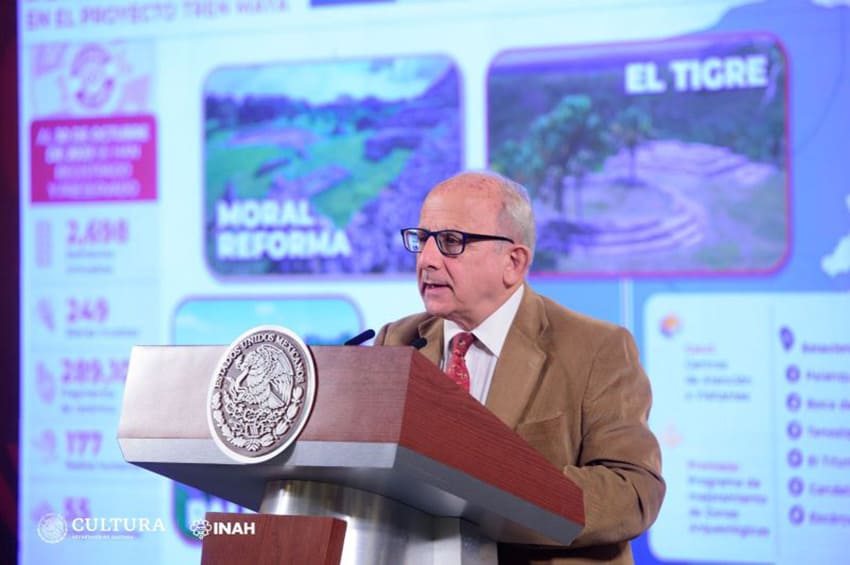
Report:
400,228,514,256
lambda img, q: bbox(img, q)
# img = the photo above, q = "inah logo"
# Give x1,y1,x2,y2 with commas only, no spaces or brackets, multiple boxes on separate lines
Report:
37,513,68,544
190,518,257,539
190,519,213,540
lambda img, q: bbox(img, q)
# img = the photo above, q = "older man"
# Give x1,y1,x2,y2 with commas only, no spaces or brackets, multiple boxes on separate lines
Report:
374,170,665,564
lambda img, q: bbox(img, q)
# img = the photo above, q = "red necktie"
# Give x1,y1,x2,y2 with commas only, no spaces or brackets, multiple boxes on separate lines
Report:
445,332,475,392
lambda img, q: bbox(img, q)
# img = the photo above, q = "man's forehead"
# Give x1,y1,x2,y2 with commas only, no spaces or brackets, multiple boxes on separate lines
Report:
435,172,499,193
423,188,496,215
420,185,501,231
426,175,501,207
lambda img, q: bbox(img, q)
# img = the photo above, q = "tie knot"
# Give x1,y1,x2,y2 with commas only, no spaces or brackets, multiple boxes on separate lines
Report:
451,332,475,357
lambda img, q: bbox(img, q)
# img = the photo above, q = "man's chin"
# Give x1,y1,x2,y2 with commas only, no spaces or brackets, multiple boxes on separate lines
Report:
422,298,452,319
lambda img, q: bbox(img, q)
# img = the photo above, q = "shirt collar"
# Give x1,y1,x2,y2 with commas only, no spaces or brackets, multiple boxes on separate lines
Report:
443,285,524,357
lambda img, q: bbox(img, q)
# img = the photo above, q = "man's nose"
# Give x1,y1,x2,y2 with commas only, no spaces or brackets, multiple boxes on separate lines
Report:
417,234,443,267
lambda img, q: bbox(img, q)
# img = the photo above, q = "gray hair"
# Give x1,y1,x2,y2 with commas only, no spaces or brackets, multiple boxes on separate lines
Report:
469,170,537,258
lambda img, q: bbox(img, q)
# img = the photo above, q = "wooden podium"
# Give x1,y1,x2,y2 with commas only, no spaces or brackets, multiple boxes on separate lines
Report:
118,344,584,564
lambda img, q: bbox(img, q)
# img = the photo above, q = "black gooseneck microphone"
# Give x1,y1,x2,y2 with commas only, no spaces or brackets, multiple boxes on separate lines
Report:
343,328,376,346
345,329,425,349
410,336,427,350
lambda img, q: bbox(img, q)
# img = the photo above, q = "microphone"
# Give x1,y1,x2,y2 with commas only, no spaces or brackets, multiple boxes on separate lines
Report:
343,328,375,346
410,336,427,350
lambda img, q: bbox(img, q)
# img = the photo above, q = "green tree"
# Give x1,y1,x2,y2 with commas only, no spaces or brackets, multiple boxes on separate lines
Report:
609,106,653,186
564,148,596,220
491,139,544,199
527,95,606,214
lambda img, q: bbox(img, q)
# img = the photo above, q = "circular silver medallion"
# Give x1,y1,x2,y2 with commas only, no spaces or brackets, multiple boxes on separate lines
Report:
207,325,316,463
37,513,67,544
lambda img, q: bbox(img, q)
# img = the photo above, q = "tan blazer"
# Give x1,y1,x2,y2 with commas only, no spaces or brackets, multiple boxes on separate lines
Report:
374,285,665,564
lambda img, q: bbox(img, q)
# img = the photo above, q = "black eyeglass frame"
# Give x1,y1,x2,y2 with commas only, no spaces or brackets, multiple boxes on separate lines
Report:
400,227,515,256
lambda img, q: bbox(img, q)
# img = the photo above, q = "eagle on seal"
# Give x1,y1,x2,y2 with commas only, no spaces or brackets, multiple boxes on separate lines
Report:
229,344,294,409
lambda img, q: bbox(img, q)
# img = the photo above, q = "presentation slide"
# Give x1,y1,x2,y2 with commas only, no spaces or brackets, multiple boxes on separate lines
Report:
645,293,849,564
17,0,850,563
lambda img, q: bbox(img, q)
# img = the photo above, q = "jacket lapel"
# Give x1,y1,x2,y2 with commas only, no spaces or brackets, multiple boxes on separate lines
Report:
484,287,548,430
416,317,444,367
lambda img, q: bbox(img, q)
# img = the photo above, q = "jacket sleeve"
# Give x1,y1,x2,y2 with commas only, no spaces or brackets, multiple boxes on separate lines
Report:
563,326,666,547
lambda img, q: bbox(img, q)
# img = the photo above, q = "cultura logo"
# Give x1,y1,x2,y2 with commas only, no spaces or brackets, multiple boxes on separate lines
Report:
37,513,68,544
35,513,167,542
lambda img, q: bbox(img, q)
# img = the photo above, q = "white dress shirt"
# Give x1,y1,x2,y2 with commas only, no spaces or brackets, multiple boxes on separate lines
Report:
441,285,524,404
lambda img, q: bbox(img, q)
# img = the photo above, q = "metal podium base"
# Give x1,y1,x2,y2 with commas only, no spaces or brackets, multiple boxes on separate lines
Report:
260,480,498,565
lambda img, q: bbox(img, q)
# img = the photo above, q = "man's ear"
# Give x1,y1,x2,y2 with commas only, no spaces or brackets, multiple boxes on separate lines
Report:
503,244,532,286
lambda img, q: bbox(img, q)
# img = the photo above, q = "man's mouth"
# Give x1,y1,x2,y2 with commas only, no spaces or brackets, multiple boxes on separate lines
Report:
422,282,450,292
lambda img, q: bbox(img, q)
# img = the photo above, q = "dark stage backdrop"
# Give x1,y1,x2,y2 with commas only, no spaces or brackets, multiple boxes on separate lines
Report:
2,2,20,565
